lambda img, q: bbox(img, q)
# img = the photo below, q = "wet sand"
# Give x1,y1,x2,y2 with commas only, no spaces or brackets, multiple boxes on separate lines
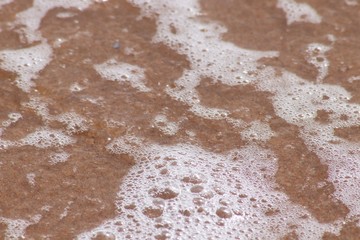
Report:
0,0,359,239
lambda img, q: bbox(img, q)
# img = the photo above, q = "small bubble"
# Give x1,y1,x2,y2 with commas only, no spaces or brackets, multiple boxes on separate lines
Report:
190,185,204,193
192,197,205,206
216,207,233,219
149,187,179,200
181,174,203,184
142,206,163,218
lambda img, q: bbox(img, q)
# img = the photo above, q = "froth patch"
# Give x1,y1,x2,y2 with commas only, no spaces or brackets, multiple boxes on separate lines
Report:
241,120,275,142
121,0,359,236
0,217,31,240
130,0,277,125
15,0,93,42
1,112,22,128
49,151,70,164
0,43,52,92
344,0,359,6
277,0,322,25
55,112,89,134
94,59,151,92
25,97,90,134
79,142,341,239
305,43,331,83
26,173,36,186
153,114,180,136
0,0,13,9
0,215,41,240
20,128,75,148
0,139,14,150
106,135,144,156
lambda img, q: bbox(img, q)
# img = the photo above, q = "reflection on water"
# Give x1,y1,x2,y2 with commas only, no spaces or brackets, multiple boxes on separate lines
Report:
0,0,359,239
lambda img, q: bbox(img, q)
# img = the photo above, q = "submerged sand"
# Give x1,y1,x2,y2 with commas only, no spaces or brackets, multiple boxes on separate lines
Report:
0,0,359,239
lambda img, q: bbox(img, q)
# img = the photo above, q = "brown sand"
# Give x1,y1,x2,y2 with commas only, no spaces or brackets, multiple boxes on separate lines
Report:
0,0,359,239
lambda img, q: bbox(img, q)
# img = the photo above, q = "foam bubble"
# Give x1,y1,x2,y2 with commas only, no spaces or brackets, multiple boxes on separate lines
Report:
94,59,151,92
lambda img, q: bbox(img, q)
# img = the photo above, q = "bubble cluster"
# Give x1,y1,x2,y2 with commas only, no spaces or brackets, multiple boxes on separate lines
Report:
305,43,331,83
94,59,151,92
277,0,322,25
78,142,342,239
1,113,22,128
49,151,70,164
0,43,52,92
55,112,89,134
240,120,275,142
20,128,75,148
0,0,359,238
0,215,41,240
15,0,93,42
153,114,179,136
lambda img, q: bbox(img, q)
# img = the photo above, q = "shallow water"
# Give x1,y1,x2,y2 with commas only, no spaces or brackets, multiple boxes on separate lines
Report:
0,0,359,239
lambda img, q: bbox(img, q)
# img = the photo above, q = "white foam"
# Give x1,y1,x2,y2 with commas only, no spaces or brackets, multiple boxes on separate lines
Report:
305,43,331,82
15,0,93,42
153,114,180,136
26,173,36,186
0,43,52,92
106,135,144,156
49,151,70,164
347,75,360,83
25,97,89,134
128,0,277,127
277,0,322,25
115,0,359,237
70,82,85,92
257,67,360,221
1,0,358,238
0,216,41,240
0,139,14,150
241,120,275,142
20,128,75,148
0,218,30,240
2,113,22,128
59,201,73,220
94,59,151,92
0,0,13,9
345,0,358,6
55,112,89,134
78,141,341,239
24,97,51,120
